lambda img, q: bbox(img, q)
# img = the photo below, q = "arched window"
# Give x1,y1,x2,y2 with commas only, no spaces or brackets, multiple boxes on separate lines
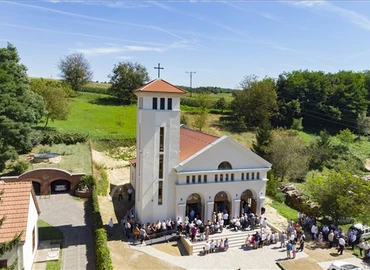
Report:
218,161,232,170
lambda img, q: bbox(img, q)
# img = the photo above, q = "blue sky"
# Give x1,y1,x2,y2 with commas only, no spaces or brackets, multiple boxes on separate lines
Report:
1,1,370,89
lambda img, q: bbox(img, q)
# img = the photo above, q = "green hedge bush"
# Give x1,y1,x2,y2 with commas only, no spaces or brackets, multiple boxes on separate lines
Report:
40,131,88,145
90,181,112,269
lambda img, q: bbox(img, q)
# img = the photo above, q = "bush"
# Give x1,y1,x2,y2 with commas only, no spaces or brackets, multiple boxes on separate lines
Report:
7,160,29,175
78,175,94,190
40,131,88,146
95,228,113,270
94,163,109,196
90,184,112,269
291,117,303,131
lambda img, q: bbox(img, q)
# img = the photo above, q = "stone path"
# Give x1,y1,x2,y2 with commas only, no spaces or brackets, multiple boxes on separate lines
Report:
37,194,95,270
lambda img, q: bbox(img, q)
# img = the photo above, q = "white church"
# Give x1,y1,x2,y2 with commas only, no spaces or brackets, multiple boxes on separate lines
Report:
129,78,272,224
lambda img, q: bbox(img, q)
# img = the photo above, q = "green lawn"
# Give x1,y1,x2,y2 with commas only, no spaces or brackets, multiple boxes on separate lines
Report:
20,143,92,174
43,92,136,140
267,200,299,222
38,220,63,270
38,220,63,241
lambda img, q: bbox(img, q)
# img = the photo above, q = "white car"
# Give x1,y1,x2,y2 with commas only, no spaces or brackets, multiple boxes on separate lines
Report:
55,185,67,191
328,261,363,270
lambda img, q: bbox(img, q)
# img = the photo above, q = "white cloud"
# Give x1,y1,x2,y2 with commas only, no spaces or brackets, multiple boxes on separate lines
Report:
293,1,370,31
116,56,135,60
74,47,124,55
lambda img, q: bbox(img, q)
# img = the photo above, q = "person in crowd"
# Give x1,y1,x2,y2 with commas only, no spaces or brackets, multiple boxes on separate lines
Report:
298,234,305,252
338,235,345,255
286,240,292,259
358,239,365,257
210,240,215,253
280,231,287,248
328,230,334,248
292,240,297,259
203,241,210,255
224,238,229,251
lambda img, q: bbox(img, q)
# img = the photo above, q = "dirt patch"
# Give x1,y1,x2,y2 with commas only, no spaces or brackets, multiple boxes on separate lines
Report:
279,242,355,270
365,158,370,171
152,241,182,256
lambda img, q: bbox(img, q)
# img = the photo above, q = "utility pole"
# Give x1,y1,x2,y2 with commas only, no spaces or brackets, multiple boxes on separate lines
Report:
186,71,196,96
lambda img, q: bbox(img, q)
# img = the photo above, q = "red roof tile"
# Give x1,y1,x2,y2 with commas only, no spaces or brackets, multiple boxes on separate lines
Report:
0,181,39,243
134,79,187,94
179,126,219,162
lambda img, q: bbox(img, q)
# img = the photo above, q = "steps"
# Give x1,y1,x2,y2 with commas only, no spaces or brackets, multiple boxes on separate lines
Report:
191,228,261,255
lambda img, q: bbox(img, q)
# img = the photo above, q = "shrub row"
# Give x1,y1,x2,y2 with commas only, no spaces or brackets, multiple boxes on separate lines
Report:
90,185,113,269
93,162,109,196
40,131,88,146
80,85,109,94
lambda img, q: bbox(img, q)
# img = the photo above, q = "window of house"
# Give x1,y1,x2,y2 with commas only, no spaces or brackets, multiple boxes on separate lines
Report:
192,175,196,183
225,174,229,181
160,98,165,110
152,97,158,109
215,174,218,182
158,181,163,205
204,175,207,183
252,172,255,179
139,97,143,109
257,172,260,179
218,161,232,170
32,226,36,252
220,174,223,182
159,154,163,179
198,175,201,183
186,176,190,184
231,173,234,181
246,173,250,180
241,173,244,180
168,98,172,110
159,127,164,152
0,260,7,268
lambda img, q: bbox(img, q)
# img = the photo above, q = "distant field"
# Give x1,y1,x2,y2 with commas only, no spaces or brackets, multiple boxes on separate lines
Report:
43,92,136,140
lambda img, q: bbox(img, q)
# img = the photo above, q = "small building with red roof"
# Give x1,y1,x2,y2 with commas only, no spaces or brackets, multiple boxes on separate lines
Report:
130,78,271,224
0,181,40,270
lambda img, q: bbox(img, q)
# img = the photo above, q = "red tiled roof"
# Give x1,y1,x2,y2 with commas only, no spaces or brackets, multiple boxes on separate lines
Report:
134,79,187,94
179,126,219,162
130,126,219,165
0,181,39,243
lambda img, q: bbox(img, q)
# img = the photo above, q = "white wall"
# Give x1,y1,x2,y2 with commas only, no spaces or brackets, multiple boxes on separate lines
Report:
22,193,39,270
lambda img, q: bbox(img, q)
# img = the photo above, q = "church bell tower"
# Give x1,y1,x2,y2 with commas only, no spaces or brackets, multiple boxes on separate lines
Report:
134,79,187,223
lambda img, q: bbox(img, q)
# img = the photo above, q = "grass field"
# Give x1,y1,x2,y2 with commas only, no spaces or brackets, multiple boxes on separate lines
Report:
43,92,136,140
268,200,299,222
21,143,92,174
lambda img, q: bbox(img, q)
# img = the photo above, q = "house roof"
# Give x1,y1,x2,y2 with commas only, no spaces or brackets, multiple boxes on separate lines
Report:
179,126,219,162
0,181,40,243
134,79,187,95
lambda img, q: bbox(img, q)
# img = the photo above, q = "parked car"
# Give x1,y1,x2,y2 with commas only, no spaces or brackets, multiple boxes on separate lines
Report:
328,261,363,270
350,223,370,241
55,185,67,191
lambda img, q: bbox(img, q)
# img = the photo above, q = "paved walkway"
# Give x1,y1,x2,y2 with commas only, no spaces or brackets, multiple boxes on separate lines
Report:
130,241,308,269
37,194,95,270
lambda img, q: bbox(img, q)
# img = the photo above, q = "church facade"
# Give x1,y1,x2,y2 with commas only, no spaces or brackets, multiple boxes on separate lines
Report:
130,79,272,224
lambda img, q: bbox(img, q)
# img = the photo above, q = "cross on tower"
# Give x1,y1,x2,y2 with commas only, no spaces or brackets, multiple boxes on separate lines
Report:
154,63,164,78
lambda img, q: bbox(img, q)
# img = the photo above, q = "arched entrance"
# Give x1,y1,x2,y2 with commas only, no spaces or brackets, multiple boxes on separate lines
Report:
186,193,203,222
214,191,230,214
51,180,71,194
32,181,41,196
240,189,257,216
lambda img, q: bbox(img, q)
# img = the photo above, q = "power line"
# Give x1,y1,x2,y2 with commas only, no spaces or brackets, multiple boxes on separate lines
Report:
186,71,196,88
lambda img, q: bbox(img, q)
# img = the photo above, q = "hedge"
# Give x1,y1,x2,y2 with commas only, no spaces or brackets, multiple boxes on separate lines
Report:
90,185,112,269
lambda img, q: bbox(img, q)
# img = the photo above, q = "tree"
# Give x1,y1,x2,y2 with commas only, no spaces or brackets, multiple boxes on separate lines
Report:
30,78,72,128
267,129,309,182
108,61,149,104
215,97,227,113
307,170,370,224
0,43,45,171
193,92,211,131
252,119,272,160
58,53,93,91
337,128,355,145
231,76,277,128
357,112,370,136
309,130,334,170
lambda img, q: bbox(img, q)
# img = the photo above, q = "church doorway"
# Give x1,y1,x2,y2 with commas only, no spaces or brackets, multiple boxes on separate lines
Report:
214,191,230,215
186,193,203,222
240,189,257,216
